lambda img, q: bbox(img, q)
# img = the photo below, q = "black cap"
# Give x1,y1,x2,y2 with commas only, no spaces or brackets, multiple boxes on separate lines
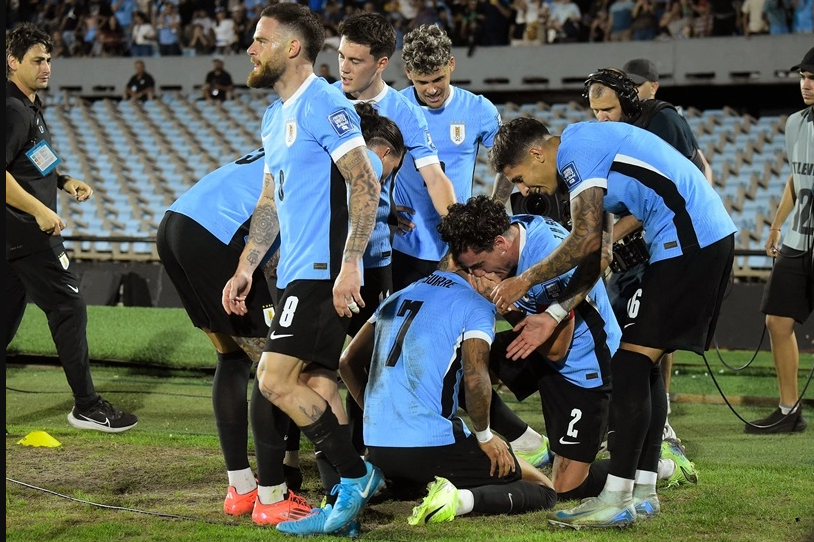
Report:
623,58,659,85
791,47,814,73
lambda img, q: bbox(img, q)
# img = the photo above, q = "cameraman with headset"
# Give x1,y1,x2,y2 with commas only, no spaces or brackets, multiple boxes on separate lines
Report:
583,64,709,487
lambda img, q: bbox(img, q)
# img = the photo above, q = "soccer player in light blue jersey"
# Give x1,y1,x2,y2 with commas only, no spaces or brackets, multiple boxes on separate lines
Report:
159,101,404,527
392,24,510,290
336,13,456,289
333,18,548,464
339,265,557,523
332,12,457,457
488,118,736,529
439,195,620,504
221,4,384,536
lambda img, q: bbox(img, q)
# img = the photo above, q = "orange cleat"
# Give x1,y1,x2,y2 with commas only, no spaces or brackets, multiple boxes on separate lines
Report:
223,486,257,516
252,490,313,526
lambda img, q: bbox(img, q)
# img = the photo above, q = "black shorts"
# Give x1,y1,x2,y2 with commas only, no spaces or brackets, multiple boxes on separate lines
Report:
156,211,274,337
621,234,734,354
761,247,814,324
347,264,392,337
391,250,438,292
367,422,523,501
538,374,608,463
489,332,609,464
265,279,350,369
605,263,646,325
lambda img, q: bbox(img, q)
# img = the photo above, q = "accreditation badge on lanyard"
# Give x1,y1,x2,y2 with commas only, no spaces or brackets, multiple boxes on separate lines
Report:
25,139,62,176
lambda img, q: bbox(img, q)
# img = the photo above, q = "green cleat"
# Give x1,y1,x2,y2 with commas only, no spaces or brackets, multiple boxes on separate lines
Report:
547,492,636,530
513,434,553,468
660,438,698,488
408,476,458,525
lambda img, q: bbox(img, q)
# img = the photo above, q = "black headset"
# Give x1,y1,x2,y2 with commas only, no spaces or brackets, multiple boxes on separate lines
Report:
582,68,642,119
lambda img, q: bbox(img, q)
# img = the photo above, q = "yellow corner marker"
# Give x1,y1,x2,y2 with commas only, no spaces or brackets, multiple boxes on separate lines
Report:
17,430,62,448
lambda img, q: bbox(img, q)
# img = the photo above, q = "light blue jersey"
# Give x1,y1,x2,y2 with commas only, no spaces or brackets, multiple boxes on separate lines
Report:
394,86,501,261
559,122,737,263
336,82,441,269
168,148,265,245
511,215,620,388
363,271,496,447
262,74,367,288
168,145,377,265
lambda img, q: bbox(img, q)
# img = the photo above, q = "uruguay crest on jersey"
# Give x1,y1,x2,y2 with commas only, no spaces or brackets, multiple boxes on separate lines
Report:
450,123,465,145
285,120,297,147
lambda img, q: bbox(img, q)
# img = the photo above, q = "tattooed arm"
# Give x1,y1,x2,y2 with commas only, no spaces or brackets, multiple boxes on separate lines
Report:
502,206,612,360
462,337,514,477
491,186,606,312
490,172,514,206
222,171,279,315
553,208,614,313
333,145,381,317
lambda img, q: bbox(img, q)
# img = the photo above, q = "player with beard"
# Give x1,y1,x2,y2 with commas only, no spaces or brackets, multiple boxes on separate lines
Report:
222,4,383,536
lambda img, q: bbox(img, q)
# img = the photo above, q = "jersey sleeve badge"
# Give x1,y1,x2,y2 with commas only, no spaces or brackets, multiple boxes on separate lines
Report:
561,161,582,189
328,109,353,137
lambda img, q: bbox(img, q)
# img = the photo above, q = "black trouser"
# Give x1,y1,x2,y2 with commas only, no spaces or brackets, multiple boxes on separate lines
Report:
6,246,98,406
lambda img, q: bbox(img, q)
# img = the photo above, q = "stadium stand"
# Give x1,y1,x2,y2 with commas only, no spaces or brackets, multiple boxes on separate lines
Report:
47,93,789,280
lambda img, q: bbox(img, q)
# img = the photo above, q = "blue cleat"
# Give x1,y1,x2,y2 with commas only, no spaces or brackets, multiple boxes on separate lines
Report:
277,504,361,538
547,492,636,529
323,461,384,533
633,494,660,519
632,484,660,519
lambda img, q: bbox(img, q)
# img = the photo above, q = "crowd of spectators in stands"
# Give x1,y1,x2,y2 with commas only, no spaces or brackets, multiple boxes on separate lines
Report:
6,0,813,59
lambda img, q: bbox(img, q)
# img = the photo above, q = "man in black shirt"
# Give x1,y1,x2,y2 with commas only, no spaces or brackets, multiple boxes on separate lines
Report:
203,56,234,102
123,59,155,101
6,22,138,433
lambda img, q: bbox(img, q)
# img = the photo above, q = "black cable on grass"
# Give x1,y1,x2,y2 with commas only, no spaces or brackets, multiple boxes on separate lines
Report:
703,256,812,429
710,266,764,372
711,326,766,372
6,478,241,526
701,351,813,430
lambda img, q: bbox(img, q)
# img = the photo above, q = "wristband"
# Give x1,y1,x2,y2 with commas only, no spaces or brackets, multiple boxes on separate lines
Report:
770,228,781,231
473,427,493,443
544,302,568,324
57,174,70,189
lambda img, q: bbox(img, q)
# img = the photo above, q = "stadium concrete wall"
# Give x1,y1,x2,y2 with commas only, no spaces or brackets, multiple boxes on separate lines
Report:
49,35,810,98
70,261,813,352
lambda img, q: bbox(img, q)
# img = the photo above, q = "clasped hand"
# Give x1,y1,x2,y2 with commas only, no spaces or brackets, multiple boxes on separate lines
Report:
478,435,515,478
505,312,557,360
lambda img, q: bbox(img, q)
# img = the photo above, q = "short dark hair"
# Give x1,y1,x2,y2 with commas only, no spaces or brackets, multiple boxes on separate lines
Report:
260,4,324,64
337,13,396,60
6,22,53,78
437,195,510,261
489,117,551,174
354,102,405,159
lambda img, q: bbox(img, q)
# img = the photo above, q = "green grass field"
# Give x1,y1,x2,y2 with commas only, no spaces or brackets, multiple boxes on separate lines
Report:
6,306,814,542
